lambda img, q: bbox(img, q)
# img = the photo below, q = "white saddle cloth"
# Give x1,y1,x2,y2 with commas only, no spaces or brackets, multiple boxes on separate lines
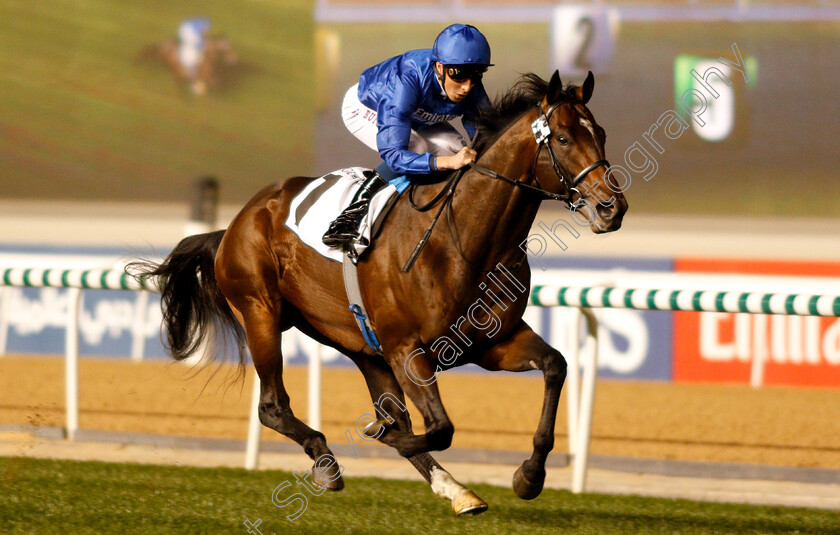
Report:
284,167,399,263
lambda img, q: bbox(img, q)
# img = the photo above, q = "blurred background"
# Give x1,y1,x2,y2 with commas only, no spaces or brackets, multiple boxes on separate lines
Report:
1,0,838,215
1,0,313,204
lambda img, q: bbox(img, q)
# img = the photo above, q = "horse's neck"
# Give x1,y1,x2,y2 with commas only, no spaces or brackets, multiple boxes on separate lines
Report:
449,119,541,271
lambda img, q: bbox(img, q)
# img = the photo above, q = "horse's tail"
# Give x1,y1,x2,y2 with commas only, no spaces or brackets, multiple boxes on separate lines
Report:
127,230,246,366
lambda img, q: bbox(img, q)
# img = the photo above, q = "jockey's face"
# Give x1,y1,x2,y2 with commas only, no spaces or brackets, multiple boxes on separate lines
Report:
435,62,478,103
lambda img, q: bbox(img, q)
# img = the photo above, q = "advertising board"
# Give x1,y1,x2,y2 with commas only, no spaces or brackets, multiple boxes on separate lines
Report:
673,258,840,387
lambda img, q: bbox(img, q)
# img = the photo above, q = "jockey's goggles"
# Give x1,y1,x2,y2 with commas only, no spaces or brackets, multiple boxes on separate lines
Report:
445,65,487,83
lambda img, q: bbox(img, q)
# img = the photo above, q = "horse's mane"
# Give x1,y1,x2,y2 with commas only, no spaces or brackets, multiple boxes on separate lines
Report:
473,73,580,155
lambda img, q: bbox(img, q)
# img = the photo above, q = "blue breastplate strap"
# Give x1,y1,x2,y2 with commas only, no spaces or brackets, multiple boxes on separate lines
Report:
349,304,382,355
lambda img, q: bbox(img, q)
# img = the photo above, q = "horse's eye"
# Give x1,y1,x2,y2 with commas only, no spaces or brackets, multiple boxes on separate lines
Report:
557,136,569,145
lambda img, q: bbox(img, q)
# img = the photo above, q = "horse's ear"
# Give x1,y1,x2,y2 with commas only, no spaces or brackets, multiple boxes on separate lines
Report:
545,69,563,104
576,71,595,104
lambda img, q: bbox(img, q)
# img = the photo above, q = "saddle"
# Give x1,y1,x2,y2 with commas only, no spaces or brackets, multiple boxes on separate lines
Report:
284,167,401,263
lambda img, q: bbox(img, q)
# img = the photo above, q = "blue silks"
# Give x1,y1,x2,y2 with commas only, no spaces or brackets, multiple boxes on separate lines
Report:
357,49,490,175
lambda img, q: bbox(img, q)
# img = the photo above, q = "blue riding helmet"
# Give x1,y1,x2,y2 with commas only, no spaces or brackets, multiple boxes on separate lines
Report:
181,18,211,35
431,24,493,66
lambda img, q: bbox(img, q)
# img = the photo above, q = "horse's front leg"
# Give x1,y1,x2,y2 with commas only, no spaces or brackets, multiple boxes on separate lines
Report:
349,354,487,515
478,321,567,500
372,341,455,458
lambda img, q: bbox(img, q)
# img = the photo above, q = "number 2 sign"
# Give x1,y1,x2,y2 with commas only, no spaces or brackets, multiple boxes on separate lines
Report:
551,5,618,76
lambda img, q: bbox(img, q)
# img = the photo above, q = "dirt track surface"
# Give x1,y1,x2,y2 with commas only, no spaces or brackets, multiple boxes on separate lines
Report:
2,355,840,469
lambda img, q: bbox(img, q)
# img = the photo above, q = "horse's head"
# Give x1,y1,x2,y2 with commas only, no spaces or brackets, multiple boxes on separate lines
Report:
533,70,627,233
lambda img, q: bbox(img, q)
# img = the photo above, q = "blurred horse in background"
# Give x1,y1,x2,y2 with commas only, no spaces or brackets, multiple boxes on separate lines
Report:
139,37,240,95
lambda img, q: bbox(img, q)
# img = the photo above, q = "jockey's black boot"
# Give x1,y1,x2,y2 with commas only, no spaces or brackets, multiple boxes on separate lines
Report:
322,170,388,248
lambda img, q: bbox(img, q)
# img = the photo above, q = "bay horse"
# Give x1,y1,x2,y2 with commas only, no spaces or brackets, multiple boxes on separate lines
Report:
131,70,627,515
143,37,239,95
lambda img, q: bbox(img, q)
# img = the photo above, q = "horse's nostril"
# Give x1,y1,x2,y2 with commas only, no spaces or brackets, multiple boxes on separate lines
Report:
597,202,616,219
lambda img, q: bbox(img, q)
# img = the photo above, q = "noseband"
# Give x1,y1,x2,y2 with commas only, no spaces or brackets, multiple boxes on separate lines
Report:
470,101,609,208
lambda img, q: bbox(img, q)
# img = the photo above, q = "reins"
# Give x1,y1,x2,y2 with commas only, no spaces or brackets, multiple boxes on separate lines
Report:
401,101,609,273
401,169,465,272
407,168,465,212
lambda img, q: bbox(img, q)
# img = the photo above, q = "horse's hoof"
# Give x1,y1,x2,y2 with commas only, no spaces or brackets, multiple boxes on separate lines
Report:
512,465,544,500
312,464,345,491
191,80,207,95
452,490,488,516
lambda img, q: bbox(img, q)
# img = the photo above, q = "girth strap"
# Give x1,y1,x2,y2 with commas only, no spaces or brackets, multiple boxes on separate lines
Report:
342,252,384,356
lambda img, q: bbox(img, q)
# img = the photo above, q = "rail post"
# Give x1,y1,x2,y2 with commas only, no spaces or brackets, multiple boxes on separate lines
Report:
0,287,10,356
65,287,82,441
572,307,599,494
565,308,581,459
130,290,150,362
308,345,323,431
245,373,262,470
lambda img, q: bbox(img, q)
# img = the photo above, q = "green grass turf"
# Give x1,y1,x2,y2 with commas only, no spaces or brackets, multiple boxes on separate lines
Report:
2,456,839,534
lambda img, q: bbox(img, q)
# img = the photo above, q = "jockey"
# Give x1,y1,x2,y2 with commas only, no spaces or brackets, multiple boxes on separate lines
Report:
177,18,210,93
323,23,493,248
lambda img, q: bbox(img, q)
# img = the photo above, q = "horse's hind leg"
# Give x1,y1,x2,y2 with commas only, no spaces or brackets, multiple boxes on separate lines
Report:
478,321,567,500
350,355,487,515
238,303,344,490
216,220,343,490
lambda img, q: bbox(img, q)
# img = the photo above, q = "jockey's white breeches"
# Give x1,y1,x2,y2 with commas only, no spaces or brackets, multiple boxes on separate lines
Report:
341,84,466,161
178,44,204,77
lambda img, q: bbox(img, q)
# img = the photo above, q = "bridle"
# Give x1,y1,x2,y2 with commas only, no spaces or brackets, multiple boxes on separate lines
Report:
469,101,609,208
402,98,609,272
